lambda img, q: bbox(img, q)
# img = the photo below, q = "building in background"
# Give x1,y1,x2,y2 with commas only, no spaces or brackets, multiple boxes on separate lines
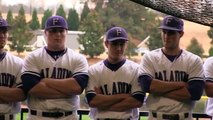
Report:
27,30,84,52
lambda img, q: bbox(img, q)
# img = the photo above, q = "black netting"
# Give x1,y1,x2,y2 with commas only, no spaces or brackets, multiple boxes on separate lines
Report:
130,0,213,27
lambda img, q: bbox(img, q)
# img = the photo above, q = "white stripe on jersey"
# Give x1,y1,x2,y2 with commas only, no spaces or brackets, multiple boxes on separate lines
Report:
22,47,88,111
0,52,23,114
140,48,204,113
86,59,143,120
204,57,213,116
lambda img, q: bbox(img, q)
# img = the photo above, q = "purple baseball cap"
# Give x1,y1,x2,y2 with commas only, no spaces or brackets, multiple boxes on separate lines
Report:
0,18,11,29
106,27,128,42
45,15,68,30
159,15,184,31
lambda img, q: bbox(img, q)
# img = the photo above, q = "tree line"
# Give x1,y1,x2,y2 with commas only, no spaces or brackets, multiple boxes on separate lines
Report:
0,0,208,58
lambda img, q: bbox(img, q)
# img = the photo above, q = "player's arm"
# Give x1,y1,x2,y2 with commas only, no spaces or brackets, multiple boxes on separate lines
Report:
21,73,69,99
165,57,204,101
21,54,70,98
139,54,185,94
107,68,145,112
43,55,89,95
0,63,26,102
86,87,131,109
86,92,130,109
204,57,213,97
163,80,204,101
42,74,88,96
106,92,145,112
205,80,213,97
29,81,70,99
139,75,185,94
0,86,26,103
162,85,190,101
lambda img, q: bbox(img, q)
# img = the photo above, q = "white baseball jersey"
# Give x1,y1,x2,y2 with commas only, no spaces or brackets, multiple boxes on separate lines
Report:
22,47,88,111
0,52,23,114
140,48,203,113
204,57,213,116
86,59,144,120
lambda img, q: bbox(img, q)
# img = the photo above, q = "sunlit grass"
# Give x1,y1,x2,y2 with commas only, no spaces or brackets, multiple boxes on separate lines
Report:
15,113,147,120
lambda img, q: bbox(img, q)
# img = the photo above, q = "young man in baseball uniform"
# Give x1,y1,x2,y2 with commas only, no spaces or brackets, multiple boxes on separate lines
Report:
0,18,26,120
139,15,204,120
85,26,145,120
21,15,89,120
204,56,213,118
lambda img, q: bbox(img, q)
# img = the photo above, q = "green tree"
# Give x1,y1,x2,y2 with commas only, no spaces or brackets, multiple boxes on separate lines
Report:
41,9,52,29
96,0,160,54
56,4,66,19
78,11,105,58
8,5,33,55
186,37,204,57
207,27,213,45
208,46,213,56
0,11,2,18
29,8,40,30
146,24,162,50
67,9,79,30
80,2,90,22
6,9,13,25
126,41,137,58
95,0,104,11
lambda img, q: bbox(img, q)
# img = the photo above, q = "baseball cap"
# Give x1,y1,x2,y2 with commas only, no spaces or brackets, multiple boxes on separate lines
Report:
159,15,184,31
45,15,68,30
106,27,128,42
0,18,11,30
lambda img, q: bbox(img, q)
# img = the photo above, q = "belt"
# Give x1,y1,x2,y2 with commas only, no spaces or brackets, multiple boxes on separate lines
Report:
152,112,189,120
0,114,13,120
30,109,72,118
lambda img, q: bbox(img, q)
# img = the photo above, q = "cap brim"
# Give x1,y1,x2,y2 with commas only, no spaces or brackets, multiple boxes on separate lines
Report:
158,26,182,31
107,37,128,42
45,26,67,30
0,26,12,30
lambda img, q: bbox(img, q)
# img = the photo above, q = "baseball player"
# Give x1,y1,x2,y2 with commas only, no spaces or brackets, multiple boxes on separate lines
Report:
204,57,213,118
0,18,26,120
85,26,145,120
21,15,89,120
139,15,204,120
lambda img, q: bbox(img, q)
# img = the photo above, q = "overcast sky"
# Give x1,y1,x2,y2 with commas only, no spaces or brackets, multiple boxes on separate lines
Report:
1,0,80,9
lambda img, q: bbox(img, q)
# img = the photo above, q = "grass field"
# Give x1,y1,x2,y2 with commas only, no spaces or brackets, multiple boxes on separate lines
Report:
15,113,147,120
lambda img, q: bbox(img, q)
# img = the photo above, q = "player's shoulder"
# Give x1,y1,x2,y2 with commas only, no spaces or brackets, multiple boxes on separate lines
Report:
182,50,203,65
6,52,23,62
26,47,43,56
89,60,104,69
66,48,85,58
182,50,202,60
88,60,104,73
123,59,140,72
204,57,213,70
5,52,23,66
204,57,213,64
144,48,161,55
31,47,44,53
125,59,140,67
142,48,161,59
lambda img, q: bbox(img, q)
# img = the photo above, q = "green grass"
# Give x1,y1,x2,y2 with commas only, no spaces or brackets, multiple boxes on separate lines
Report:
16,113,27,120
81,116,147,120
15,113,147,120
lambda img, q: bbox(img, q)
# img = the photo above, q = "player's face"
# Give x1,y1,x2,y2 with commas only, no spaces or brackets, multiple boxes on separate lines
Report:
105,40,128,63
45,28,67,51
0,28,8,50
161,29,183,50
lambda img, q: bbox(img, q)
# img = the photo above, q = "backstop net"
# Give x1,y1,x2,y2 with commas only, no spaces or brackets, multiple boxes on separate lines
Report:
130,0,213,27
